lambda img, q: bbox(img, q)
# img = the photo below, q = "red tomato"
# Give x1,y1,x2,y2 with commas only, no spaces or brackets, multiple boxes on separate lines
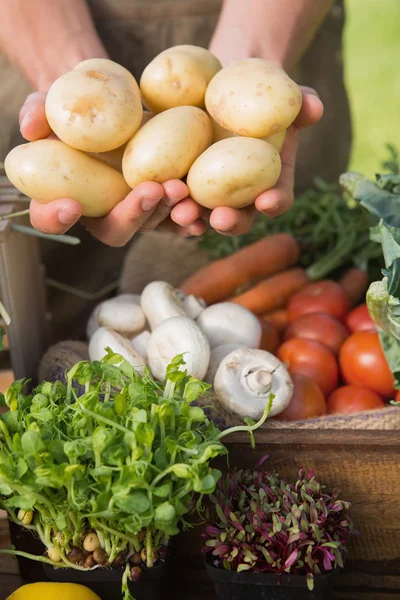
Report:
327,385,385,414
283,313,348,355
339,331,395,398
345,304,376,333
258,317,280,354
287,280,351,323
277,338,338,398
276,373,326,421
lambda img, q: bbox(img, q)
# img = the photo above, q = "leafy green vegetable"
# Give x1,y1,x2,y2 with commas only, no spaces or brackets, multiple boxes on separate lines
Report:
0,352,271,599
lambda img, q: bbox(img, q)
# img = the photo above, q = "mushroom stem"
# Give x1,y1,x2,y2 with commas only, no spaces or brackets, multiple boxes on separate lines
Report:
245,369,272,394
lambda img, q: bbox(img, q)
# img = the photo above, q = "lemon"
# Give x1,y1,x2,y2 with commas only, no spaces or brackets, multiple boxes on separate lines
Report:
7,582,101,600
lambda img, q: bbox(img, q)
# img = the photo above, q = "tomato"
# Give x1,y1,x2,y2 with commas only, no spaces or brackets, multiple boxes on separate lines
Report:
287,280,351,323
327,385,385,414
395,390,400,403
339,331,395,397
276,373,326,421
258,317,280,354
283,313,348,355
345,304,376,333
277,338,338,397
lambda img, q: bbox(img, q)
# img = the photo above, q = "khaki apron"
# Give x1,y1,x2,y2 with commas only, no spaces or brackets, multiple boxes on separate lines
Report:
0,0,351,339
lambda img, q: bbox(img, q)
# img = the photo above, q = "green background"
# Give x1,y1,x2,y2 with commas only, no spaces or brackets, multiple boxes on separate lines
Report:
344,0,400,175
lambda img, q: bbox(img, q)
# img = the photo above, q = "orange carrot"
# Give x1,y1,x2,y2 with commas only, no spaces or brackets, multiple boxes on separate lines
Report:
230,268,310,314
262,309,288,332
339,267,369,306
257,318,280,354
180,234,299,304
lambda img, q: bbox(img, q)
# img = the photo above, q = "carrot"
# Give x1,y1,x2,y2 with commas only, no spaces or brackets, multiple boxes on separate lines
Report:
180,233,299,304
230,268,310,314
257,318,280,354
339,267,369,306
262,309,288,332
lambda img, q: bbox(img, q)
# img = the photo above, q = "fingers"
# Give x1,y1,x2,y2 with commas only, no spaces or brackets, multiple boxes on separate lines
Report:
158,218,207,237
170,197,209,227
82,181,165,246
295,87,324,129
30,198,83,235
209,205,255,236
255,127,300,217
19,92,52,141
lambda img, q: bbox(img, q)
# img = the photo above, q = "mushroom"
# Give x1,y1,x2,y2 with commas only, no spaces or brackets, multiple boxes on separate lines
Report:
86,293,141,339
197,302,262,348
131,330,151,360
140,281,188,330
183,295,207,320
213,347,293,419
89,327,145,374
146,316,210,381
204,343,245,384
98,297,145,337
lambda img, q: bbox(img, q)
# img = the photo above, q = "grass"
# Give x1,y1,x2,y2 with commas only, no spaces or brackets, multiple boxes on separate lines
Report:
344,0,400,175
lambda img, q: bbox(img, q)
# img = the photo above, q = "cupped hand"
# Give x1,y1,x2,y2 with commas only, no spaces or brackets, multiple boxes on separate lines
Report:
19,86,323,245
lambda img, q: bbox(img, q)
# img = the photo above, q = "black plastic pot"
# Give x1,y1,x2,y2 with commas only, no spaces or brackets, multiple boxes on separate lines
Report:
205,560,335,600
44,559,170,600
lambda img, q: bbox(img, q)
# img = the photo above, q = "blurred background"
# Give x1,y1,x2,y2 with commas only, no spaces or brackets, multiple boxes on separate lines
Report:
344,0,400,175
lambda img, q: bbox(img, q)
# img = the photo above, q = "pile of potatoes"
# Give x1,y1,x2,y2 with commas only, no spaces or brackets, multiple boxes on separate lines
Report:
5,47,302,217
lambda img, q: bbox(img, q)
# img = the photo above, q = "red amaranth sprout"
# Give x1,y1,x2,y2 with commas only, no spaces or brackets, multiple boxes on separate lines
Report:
202,460,355,590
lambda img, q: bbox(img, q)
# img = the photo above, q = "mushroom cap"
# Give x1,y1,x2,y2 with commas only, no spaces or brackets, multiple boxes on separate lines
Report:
86,293,141,339
197,302,262,348
89,326,145,374
131,330,151,360
204,343,245,384
141,281,187,330
147,316,210,381
98,297,145,336
213,347,293,419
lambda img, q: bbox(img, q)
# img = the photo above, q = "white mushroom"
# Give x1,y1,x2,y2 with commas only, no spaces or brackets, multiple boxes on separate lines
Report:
197,303,262,348
140,281,188,330
86,293,141,339
213,347,293,419
98,297,145,337
204,343,245,384
147,316,210,381
183,295,206,320
89,327,145,374
131,330,151,360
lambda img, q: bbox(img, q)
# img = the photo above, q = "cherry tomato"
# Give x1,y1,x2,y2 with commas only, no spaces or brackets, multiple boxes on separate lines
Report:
287,280,351,323
276,373,326,421
258,317,280,354
327,385,385,414
345,304,376,333
283,313,348,355
277,338,338,398
339,331,395,397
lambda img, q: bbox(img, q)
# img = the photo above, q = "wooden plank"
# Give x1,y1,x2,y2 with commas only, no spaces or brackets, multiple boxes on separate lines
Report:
0,204,48,381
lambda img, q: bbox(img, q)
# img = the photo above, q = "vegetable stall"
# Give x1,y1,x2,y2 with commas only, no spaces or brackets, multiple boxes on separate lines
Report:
1,47,400,600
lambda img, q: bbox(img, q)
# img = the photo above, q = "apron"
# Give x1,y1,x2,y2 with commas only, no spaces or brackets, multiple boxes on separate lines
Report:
0,0,351,339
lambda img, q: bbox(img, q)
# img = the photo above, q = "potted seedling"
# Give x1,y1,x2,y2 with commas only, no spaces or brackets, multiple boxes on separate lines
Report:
203,459,355,600
0,352,269,600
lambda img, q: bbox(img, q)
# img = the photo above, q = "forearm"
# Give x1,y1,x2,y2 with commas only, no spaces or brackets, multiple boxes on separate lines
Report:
0,0,108,90
210,0,334,71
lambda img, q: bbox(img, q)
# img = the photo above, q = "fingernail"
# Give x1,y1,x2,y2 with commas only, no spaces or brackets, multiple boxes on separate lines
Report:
20,112,31,129
142,196,160,211
58,208,80,225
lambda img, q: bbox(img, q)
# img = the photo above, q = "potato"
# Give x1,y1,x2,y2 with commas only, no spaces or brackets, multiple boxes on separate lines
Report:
187,137,281,210
122,106,212,188
89,112,154,172
205,58,302,138
140,45,221,113
4,139,131,217
210,116,286,151
45,58,143,153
